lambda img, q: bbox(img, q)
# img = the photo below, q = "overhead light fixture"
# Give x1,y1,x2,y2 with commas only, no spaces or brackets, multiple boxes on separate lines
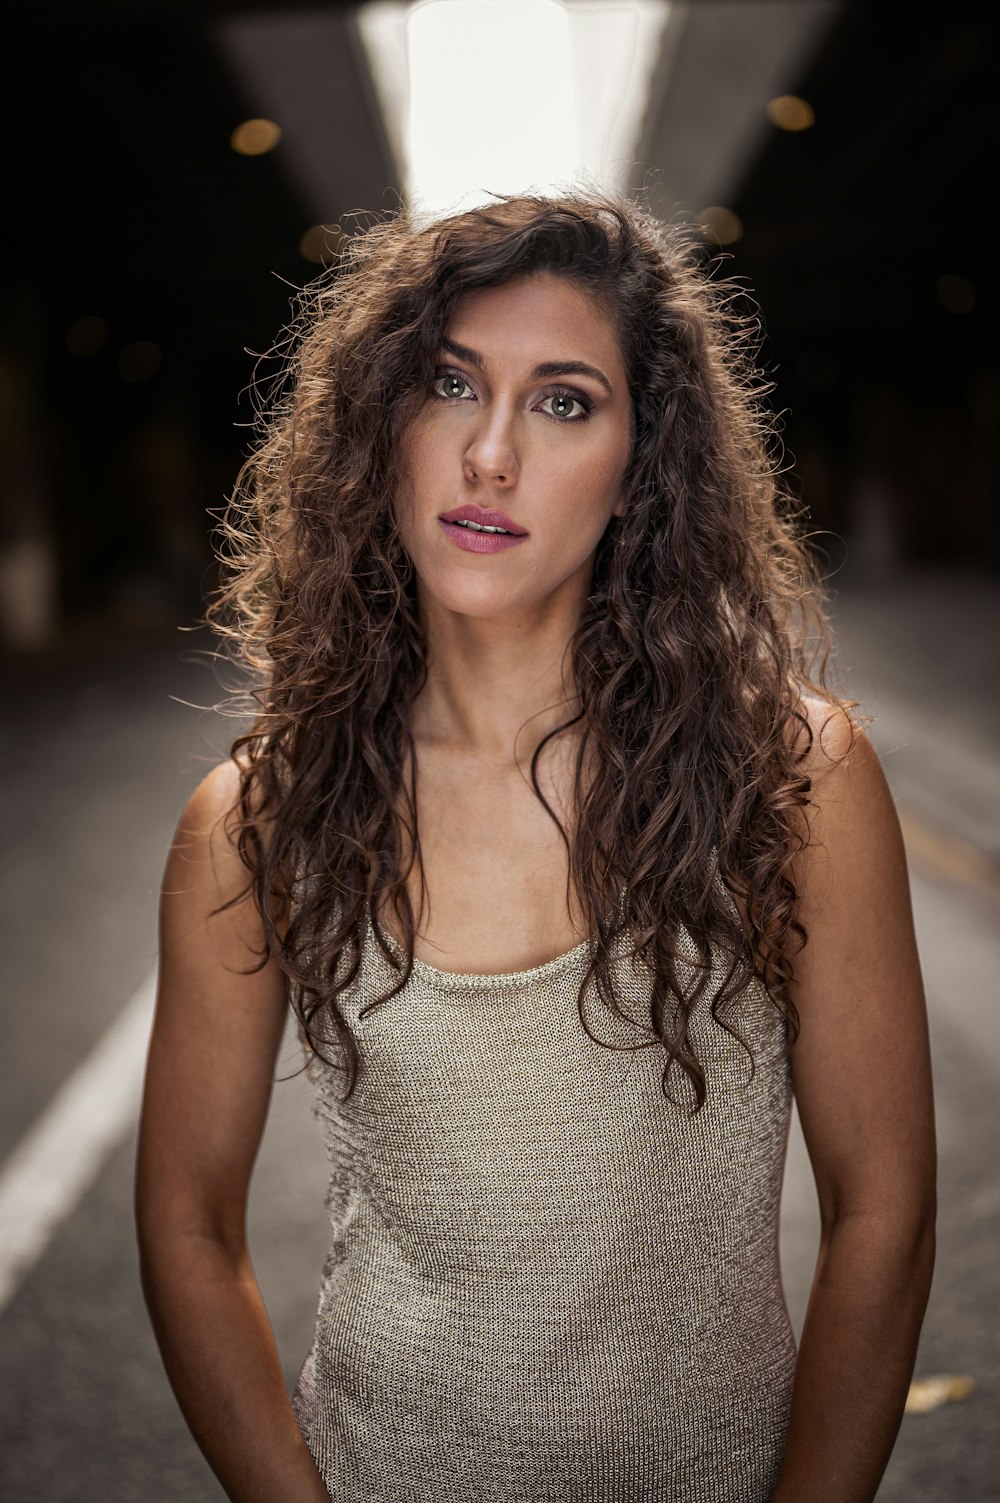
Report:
357,0,671,223
407,0,575,219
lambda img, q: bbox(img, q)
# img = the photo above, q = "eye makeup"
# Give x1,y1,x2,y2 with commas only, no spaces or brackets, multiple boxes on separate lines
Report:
432,365,594,422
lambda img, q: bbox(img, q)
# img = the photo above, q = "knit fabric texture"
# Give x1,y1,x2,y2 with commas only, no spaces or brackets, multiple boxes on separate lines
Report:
292,873,796,1502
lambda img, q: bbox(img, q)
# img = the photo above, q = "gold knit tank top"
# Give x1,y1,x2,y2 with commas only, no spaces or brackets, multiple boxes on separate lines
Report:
292,872,795,1502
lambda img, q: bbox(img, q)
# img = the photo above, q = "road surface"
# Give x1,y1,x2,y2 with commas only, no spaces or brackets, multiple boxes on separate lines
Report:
1,568,996,1500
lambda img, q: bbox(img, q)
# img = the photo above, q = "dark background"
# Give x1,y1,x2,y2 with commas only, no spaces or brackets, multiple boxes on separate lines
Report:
0,0,996,649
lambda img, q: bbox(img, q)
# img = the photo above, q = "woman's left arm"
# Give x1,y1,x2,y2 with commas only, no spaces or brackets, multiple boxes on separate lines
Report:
771,708,937,1503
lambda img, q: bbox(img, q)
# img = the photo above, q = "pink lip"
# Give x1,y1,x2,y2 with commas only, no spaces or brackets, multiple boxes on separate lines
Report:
439,504,527,535
437,502,529,555
438,519,528,554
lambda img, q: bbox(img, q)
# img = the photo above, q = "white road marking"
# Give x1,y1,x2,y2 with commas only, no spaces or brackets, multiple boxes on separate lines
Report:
0,971,156,1316
0,794,992,1321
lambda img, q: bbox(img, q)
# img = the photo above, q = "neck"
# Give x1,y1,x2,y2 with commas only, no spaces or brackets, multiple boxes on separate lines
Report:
409,581,589,766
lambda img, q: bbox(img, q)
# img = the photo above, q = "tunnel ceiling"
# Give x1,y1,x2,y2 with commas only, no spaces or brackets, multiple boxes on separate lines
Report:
6,1,994,397
729,4,997,395
3,0,997,591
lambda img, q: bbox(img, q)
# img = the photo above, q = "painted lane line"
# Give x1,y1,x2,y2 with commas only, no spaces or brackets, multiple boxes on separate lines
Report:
0,795,989,1319
898,806,1000,901
0,971,156,1316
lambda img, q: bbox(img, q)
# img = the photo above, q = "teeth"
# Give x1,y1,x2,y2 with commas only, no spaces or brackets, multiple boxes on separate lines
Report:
453,519,511,534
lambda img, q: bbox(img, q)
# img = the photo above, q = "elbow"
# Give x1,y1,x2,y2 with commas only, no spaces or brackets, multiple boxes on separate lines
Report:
820,1165,937,1250
133,1156,172,1276
901,1178,937,1280
897,1202,936,1331
134,1169,157,1278
821,1191,936,1307
134,1172,248,1294
134,1213,252,1329
133,1177,173,1306
911,1195,936,1297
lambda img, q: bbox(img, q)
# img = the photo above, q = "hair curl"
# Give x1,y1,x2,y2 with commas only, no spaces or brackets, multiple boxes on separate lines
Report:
208,188,864,1112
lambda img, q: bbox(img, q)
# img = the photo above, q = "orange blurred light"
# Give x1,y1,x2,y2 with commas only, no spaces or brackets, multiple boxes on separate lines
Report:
230,118,282,156
766,95,815,132
67,315,108,358
935,274,975,315
118,341,162,384
697,207,743,246
299,224,345,265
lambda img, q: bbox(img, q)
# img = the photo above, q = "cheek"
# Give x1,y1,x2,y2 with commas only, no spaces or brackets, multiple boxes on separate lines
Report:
551,442,627,517
403,429,450,515
393,426,434,525
391,460,423,548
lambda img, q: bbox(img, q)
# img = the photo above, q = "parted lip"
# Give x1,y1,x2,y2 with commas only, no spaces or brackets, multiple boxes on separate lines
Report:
439,504,528,536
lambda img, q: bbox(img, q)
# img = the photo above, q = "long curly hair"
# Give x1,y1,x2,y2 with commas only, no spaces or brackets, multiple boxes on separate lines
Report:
208,189,861,1111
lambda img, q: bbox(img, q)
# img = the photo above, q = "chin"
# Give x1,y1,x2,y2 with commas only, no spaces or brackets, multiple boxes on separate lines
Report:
427,576,529,619
408,542,595,620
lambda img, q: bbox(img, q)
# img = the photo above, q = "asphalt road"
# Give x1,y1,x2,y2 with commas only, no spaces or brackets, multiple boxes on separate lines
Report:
1,567,997,1502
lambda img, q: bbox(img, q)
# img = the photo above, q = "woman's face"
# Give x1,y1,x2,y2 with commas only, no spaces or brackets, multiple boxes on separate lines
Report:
396,272,633,621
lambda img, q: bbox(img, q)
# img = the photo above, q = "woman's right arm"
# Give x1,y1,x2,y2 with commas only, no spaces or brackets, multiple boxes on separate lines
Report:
135,761,331,1503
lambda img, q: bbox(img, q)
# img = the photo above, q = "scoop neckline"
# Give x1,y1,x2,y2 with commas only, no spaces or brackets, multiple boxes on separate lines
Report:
368,910,594,990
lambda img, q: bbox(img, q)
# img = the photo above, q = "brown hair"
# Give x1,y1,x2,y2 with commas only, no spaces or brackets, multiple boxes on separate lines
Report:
208,188,862,1111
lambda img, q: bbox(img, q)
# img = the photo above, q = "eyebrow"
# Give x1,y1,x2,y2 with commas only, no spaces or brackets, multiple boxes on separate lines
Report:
440,336,614,397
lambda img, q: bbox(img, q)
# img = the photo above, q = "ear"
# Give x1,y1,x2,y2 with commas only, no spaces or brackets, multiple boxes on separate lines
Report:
611,495,627,519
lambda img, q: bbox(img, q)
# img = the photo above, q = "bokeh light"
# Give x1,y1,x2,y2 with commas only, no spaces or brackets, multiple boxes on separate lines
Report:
118,341,162,383
230,117,282,155
697,206,744,246
935,274,975,315
299,224,346,265
66,316,109,358
766,95,815,131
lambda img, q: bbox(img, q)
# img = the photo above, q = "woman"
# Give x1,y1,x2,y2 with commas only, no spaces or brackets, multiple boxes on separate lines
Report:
136,192,936,1503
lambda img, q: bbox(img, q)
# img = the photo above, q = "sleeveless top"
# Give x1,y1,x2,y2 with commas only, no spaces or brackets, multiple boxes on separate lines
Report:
291,870,796,1502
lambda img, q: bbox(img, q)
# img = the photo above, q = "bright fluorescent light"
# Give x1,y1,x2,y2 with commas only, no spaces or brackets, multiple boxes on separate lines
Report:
407,0,576,220
357,0,671,222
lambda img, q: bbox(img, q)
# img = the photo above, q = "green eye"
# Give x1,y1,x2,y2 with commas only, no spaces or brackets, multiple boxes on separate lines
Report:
539,390,591,421
433,372,473,401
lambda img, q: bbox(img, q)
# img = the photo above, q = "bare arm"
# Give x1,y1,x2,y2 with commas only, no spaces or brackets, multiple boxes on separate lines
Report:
135,762,330,1503
771,708,937,1501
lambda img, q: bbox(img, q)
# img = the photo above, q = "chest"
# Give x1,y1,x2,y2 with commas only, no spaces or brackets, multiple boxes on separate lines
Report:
389,742,590,975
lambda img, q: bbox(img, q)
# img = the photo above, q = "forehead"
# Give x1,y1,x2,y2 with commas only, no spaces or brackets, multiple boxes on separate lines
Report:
444,273,624,372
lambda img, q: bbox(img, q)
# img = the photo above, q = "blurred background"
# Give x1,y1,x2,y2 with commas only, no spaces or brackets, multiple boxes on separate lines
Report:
1,1,997,1498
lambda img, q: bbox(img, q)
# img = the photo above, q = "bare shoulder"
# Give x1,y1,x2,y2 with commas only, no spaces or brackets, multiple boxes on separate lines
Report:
780,694,934,1222
173,756,251,854
140,757,289,1231
787,690,868,783
782,694,914,960
154,755,287,1075
783,690,901,898
162,756,263,954
182,755,245,823
168,757,241,872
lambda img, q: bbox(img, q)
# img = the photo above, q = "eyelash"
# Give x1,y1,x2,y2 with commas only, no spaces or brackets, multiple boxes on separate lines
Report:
431,367,593,423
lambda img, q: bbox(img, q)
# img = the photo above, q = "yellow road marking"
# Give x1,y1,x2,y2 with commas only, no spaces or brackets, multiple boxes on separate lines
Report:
905,1374,975,1414
897,807,1000,901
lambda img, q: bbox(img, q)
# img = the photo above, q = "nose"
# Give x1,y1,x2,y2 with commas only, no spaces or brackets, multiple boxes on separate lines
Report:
462,406,519,487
